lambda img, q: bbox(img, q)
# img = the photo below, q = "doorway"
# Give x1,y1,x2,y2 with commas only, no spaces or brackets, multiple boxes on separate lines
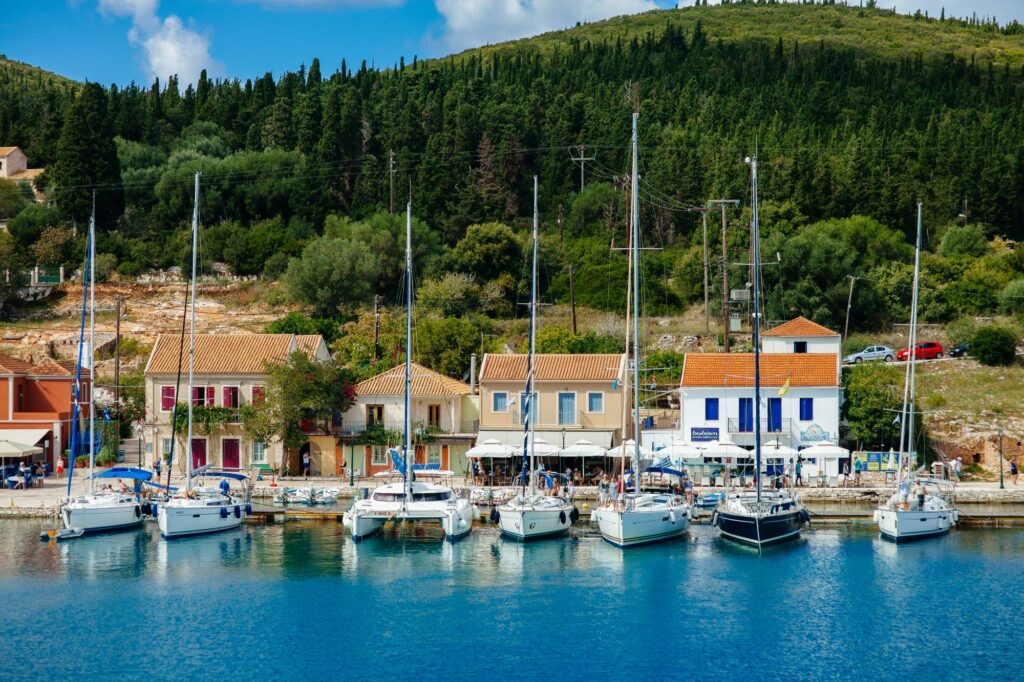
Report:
191,438,207,469
222,438,240,469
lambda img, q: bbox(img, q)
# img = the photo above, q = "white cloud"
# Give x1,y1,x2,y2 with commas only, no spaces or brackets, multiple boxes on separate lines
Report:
434,0,658,52
97,0,221,84
236,0,403,8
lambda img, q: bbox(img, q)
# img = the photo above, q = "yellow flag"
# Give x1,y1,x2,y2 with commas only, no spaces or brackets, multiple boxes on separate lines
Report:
777,379,790,396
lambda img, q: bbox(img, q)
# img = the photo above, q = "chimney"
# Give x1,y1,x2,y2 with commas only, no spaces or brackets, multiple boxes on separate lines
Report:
470,353,477,394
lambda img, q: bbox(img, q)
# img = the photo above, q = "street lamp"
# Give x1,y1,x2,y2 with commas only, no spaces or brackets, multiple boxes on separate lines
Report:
998,428,1004,490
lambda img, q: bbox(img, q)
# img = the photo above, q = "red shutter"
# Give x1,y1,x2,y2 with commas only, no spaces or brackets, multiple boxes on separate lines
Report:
161,386,175,411
252,386,265,405
206,386,215,406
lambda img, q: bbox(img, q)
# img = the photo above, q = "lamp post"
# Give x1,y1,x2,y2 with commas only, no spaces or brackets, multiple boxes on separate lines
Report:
998,428,1004,490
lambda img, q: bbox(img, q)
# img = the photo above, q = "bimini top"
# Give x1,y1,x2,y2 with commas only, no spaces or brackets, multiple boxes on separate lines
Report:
644,465,685,478
93,467,153,481
190,465,249,481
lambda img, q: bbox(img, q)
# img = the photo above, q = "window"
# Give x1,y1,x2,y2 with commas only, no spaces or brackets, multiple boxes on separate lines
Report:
587,392,604,413
427,445,441,466
371,445,388,465
251,386,265,405
794,341,808,353
520,392,533,423
799,398,814,421
160,386,176,411
738,398,753,432
557,392,576,426
366,405,384,427
252,441,267,464
492,392,508,413
428,404,441,428
705,398,719,421
222,386,240,409
162,438,174,458
192,386,214,406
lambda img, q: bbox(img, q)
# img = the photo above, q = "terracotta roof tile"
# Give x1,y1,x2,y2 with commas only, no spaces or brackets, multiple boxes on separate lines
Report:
681,353,838,388
0,354,35,374
480,354,624,382
8,168,44,181
762,316,839,337
145,334,315,375
357,362,470,397
295,335,324,358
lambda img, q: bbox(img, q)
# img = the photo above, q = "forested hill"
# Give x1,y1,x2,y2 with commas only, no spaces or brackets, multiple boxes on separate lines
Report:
1,3,1024,333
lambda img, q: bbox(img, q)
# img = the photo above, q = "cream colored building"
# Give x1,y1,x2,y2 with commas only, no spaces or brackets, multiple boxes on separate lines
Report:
0,147,45,201
143,333,331,474
477,353,626,449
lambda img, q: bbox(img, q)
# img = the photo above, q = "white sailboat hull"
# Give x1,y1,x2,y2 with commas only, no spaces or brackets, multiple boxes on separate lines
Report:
497,497,574,540
158,495,246,538
875,505,957,542
61,494,145,533
593,496,690,547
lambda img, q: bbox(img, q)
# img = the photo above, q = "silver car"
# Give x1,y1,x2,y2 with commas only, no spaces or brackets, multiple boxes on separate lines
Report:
843,345,894,364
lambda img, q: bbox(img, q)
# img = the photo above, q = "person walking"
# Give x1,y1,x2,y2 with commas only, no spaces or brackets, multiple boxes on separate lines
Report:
1010,457,1019,486
683,476,694,506
954,456,962,481
913,480,925,510
55,455,64,479
614,474,625,510
598,474,610,507
302,450,310,479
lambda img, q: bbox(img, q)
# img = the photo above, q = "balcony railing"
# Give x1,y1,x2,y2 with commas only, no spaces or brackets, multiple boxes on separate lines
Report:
337,419,447,435
726,417,794,434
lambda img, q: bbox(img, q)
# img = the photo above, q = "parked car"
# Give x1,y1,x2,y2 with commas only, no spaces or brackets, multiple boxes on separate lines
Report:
949,342,970,358
896,341,944,361
843,345,895,364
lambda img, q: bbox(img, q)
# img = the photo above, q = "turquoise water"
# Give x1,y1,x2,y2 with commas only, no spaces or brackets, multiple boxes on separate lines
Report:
1,519,1019,681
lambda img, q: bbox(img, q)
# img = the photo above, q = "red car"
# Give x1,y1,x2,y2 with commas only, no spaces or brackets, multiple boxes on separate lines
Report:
896,341,944,361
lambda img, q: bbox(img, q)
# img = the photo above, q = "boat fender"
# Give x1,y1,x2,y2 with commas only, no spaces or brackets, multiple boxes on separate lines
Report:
141,501,152,516
711,510,719,527
952,510,959,524
569,506,580,523
559,510,567,525
220,507,229,519
244,503,252,515
134,505,141,518
489,507,500,524
151,503,158,518
234,505,241,519
669,510,676,524
801,508,811,525
458,518,468,530
872,510,880,523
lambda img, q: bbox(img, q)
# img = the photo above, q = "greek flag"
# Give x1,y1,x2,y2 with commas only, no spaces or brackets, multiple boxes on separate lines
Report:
654,456,672,469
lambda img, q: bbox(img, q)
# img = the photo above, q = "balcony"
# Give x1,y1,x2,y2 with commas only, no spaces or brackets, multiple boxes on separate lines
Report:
726,417,794,435
336,419,449,437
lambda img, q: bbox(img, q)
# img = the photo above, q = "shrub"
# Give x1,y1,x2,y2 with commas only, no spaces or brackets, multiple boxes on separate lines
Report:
96,447,117,466
945,317,978,348
263,252,290,279
95,253,118,282
999,279,1024,317
972,326,1018,366
938,224,988,257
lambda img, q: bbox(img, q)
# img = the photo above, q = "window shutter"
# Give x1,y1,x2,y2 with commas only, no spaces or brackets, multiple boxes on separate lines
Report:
161,386,175,411
206,386,215,406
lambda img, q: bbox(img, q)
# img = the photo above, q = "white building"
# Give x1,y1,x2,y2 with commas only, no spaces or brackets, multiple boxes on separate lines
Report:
761,316,842,375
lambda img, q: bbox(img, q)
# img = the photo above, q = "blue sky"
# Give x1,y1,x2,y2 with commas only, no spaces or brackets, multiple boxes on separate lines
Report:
2,1,1021,87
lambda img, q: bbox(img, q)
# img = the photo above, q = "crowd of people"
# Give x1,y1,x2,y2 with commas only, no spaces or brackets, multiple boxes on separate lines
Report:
2,461,48,490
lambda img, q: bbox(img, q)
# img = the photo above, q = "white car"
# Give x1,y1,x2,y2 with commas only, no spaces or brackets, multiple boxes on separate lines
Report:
843,345,894,364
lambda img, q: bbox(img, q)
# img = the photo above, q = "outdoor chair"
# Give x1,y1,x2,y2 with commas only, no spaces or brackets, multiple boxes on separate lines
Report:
828,476,839,488
714,476,724,487
700,477,710,487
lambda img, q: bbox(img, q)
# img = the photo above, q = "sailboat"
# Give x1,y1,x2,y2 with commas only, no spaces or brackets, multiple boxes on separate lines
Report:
61,198,152,533
591,111,691,548
712,155,810,548
874,203,958,542
496,176,576,541
343,201,474,542
157,173,253,539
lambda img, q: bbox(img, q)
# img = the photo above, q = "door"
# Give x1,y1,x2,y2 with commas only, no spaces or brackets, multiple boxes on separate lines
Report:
557,392,576,425
222,438,240,469
428,404,441,428
738,398,753,432
767,398,782,432
191,438,207,469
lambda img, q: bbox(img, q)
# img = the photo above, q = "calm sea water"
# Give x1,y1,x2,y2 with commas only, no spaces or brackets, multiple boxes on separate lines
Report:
1,519,1020,682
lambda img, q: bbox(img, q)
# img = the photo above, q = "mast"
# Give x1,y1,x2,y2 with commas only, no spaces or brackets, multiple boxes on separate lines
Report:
404,200,413,500
186,173,200,492
748,155,763,504
630,112,641,496
88,193,96,495
898,203,924,483
524,177,539,497
66,227,90,496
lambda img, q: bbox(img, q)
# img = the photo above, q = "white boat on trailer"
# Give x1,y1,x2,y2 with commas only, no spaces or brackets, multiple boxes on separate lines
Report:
342,201,473,543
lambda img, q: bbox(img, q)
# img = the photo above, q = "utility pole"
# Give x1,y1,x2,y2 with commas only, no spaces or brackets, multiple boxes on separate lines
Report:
708,200,740,352
688,206,713,333
372,294,381,361
844,275,859,342
998,428,1004,489
389,149,395,214
114,295,122,404
557,204,577,334
569,145,596,193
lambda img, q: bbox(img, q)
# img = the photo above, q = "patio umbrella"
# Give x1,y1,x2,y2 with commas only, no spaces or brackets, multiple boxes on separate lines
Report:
466,438,516,458
699,439,750,459
0,439,42,458
606,439,655,459
516,437,562,457
660,440,703,460
799,441,850,459
559,439,607,458
761,439,799,460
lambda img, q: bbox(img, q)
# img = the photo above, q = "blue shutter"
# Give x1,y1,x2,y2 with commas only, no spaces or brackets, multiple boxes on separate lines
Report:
800,397,813,421
558,393,576,425
705,398,719,421
738,398,753,432
768,398,782,432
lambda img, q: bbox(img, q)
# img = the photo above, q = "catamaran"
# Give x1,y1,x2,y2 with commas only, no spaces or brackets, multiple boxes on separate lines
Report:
60,199,152,533
712,155,809,548
591,111,691,548
157,173,253,539
496,176,576,541
343,201,474,542
874,203,958,542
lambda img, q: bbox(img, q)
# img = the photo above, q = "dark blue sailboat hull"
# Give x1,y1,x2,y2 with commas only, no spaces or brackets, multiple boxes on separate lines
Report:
715,507,806,548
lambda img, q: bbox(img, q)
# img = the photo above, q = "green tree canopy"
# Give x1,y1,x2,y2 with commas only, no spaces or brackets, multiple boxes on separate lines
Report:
939,223,989,257
972,325,1019,366
843,364,904,449
285,236,379,315
447,222,523,284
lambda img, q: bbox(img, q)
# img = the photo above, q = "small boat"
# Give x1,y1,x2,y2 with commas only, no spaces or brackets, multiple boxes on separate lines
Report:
275,488,313,505
313,488,340,505
40,527,85,541
470,487,516,507
61,467,154,534
695,491,726,509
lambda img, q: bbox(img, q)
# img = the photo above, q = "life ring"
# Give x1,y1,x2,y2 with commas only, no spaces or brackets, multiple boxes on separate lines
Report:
559,510,567,525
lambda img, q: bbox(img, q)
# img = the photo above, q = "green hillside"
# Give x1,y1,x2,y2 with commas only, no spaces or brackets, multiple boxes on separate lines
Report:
456,4,1024,66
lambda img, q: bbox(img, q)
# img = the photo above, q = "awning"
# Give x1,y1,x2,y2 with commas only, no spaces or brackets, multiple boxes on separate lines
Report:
466,439,516,458
0,438,44,457
476,429,615,449
0,429,50,446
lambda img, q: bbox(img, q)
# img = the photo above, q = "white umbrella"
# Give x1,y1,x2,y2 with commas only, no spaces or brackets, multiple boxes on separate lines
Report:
516,437,561,457
760,439,798,459
607,439,655,459
699,439,751,459
800,441,849,459
0,439,42,457
560,439,607,457
466,438,516,459
660,440,702,459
